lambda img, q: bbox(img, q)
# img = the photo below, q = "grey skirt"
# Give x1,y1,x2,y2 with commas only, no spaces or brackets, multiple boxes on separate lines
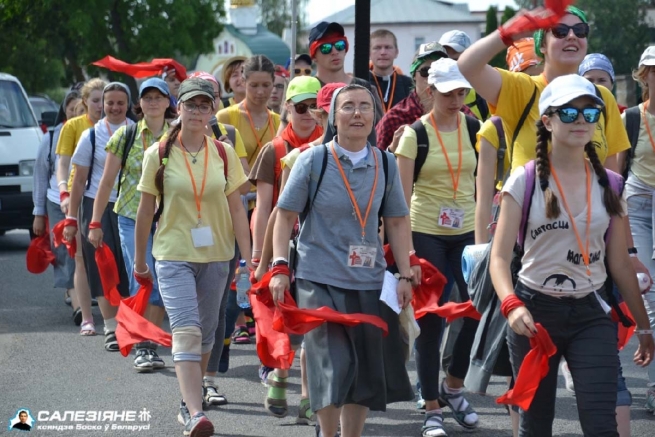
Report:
80,196,130,299
296,278,413,412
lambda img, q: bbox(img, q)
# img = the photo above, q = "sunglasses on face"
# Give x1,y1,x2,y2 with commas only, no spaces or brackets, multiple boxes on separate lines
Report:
550,23,590,39
292,102,317,114
417,67,430,78
551,106,601,123
295,68,312,76
319,40,347,55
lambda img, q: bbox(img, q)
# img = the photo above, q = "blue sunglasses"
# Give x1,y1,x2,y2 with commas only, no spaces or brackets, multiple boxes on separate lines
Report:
552,107,601,124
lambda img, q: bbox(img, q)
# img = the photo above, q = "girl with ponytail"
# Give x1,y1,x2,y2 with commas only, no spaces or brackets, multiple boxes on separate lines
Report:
490,75,654,436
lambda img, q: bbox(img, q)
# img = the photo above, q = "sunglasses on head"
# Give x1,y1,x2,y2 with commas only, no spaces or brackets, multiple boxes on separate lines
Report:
550,23,590,39
295,68,312,76
551,106,601,124
292,102,317,114
319,40,347,55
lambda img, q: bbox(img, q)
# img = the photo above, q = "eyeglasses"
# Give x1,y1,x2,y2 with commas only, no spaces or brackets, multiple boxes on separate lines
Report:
182,102,213,114
550,23,590,39
273,84,285,90
292,102,317,114
142,96,168,104
294,68,312,76
338,104,374,114
417,67,430,78
551,106,601,123
319,40,347,55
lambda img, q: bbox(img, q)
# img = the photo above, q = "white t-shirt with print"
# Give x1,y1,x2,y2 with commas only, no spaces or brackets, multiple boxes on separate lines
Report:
502,164,611,298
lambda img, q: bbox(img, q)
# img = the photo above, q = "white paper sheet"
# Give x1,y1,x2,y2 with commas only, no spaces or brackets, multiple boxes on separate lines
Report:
380,270,401,314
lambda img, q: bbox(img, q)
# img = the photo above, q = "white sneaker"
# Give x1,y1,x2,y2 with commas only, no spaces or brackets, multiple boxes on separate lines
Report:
560,361,575,393
645,385,655,414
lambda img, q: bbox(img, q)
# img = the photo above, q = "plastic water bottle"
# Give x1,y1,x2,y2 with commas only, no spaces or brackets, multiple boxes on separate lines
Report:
637,273,651,293
236,259,251,309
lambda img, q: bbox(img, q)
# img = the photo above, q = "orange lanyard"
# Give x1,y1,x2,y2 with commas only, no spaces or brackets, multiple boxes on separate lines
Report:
330,142,379,242
104,119,127,137
429,113,462,201
243,100,274,150
178,133,209,224
551,162,592,276
371,72,397,113
642,101,655,154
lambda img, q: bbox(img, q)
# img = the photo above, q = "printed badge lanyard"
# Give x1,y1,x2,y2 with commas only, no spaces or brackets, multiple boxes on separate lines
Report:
429,113,462,202
179,133,209,225
104,119,128,137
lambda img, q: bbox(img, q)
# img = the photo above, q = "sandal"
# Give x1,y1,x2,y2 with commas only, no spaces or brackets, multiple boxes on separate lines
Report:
438,380,478,430
265,373,288,418
72,307,82,326
104,331,119,351
80,320,96,336
421,412,447,437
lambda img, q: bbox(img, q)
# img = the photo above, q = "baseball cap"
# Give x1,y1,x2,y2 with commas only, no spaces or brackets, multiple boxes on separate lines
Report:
538,74,604,116
427,58,471,93
639,46,655,67
286,54,313,69
177,77,215,103
139,78,170,98
286,76,321,103
410,42,448,77
188,71,219,86
317,82,346,111
309,22,345,45
438,30,471,53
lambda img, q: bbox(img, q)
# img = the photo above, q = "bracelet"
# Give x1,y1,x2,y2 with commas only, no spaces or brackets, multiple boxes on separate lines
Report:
398,276,412,283
628,247,638,255
500,294,525,319
271,258,289,268
409,253,421,267
252,250,262,254
630,253,638,258
88,221,102,230
409,250,416,256
58,181,68,187
60,191,70,202
65,215,78,222
635,329,654,336
133,264,150,276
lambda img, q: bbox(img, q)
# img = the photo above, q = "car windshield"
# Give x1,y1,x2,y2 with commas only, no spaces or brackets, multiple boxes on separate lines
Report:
30,98,58,122
0,80,38,128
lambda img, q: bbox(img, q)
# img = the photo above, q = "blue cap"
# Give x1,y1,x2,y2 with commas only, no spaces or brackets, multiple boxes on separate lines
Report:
578,54,615,83
139,78,170,98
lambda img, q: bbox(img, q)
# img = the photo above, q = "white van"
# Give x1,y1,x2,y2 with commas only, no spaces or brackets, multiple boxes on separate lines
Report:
0,73,43,235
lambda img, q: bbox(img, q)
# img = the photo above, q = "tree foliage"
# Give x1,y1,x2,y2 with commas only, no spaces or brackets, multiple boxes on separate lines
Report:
486,6,506,68
0,0,226,94
257,0,310,53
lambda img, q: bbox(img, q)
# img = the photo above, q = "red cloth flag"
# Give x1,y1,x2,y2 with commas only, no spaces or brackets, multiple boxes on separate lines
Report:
115,301,171,357
122,275,153,316
611,302,636,351
249,285,295,370
501,0,573,39
432,301,482,324
92,56,187,82
496,323,557,410
26,231,56,274
52,220,76,258
94,245,123,306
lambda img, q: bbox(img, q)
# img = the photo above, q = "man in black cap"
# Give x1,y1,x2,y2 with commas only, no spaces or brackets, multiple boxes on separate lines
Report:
286,54,313,77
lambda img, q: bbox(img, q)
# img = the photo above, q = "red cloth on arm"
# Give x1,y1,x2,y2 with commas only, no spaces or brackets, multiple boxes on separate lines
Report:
431,301,482,324
94,245,123,306
496,323,557,410
26,231,56,274
122,275,153,316
115,301,171,357
611,302,636,351
92,56,187,82
52,220,76,258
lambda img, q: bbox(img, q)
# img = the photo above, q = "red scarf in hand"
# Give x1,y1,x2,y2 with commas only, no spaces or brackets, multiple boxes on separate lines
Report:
279,122,323,149
115,302,171,357
52,220,76,258
95,245,123,306
496,323,557,410
26,229,56,274
612,302,636,351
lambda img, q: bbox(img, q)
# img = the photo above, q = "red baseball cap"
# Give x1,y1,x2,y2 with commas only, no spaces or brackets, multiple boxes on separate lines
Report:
317,82,346,112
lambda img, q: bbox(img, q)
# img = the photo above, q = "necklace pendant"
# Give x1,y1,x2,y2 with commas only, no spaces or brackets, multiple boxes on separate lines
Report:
192,158,197,164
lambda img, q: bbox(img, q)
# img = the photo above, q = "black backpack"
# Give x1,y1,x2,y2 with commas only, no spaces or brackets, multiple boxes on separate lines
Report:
623,106,641,179
115,123,139,197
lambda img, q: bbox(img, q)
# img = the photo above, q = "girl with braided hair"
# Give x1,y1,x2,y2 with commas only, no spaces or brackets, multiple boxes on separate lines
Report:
135,77,251,437
490,75,654,436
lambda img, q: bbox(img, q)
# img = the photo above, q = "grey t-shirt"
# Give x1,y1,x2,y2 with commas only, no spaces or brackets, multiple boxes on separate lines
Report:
278,142,408,289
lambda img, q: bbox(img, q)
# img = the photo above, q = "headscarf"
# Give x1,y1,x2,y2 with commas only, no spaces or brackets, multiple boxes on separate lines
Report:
578,53,615,83
534,6,588,59
54,89,81,126
321,84,378,146
506,38,542,73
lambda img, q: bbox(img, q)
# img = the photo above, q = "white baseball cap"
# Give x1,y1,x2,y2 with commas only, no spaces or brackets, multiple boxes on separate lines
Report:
538,74,604,116
639,46,655,67
438,30,472,53
427,58,471,93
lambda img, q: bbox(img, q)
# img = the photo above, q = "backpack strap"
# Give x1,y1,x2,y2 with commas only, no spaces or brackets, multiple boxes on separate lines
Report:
464,115,481,175
116,123,139,197
221,97,231,109
212,139,229,180
377,149,389,229
302,144,329,220
490,116,507,186
210,122,222,140
604,169,625,245
411,118,428,183
623,106,641,179
223,124,236,146
518,160,536,249
272,137,287,207
86,127,96,190
505,86,537,186
47,129,55,180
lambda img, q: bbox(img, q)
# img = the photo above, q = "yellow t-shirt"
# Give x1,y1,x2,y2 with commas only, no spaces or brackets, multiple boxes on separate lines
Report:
465,88,489,121
216,105,281,168
137,138,249,262
395,113,477,236
623,103,655,187
55,115,93,156
492,69,630,170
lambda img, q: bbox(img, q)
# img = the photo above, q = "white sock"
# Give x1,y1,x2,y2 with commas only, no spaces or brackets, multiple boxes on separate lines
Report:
203,376,215,387
104,318,117,333
443,381,478,426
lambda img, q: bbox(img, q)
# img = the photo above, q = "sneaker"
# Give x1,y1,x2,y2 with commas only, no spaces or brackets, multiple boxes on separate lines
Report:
231,325,250,345
178,401,190,426
204,384,228,406
218,343,230,373
560,361,575,393
296,398,316,426
148,349,165,369
645,386,655,414
416,381,426,410
259,365,274,386
183,412,214,437
134,348,154,373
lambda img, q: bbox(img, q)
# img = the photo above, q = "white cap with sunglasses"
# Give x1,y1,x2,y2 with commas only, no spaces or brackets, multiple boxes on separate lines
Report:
427,58,471,93
539,74,604,117
639,46,655,67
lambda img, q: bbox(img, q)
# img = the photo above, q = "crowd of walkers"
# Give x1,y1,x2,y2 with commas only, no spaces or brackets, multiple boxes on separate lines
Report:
30,4,655,437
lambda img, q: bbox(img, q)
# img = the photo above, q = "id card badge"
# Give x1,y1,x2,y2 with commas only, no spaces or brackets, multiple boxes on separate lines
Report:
438,207,465,229
347,244,377,268
191,226,214,248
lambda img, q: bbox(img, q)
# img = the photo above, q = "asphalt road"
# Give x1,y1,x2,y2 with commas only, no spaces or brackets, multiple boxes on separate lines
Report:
1,230,654,436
